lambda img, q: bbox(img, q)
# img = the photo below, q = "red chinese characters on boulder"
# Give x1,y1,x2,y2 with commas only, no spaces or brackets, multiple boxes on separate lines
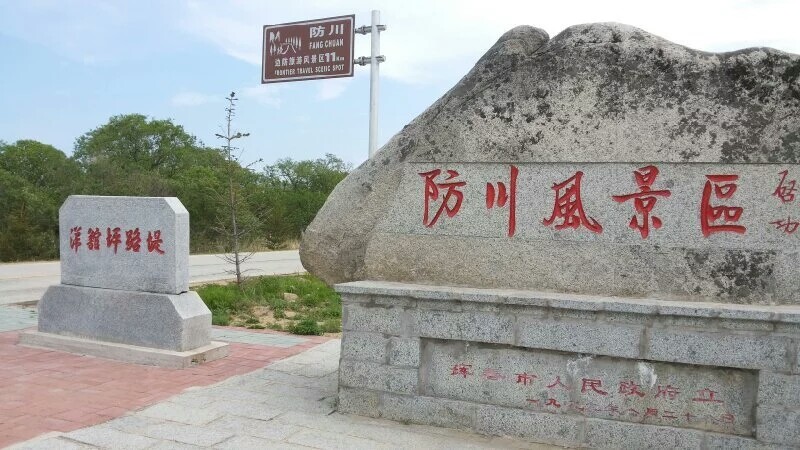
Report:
486,165,519,237
700,175,746,237
771,217,800,234
543,171,603,233
612,166,671,238
773,170,797,203
419,169,466,227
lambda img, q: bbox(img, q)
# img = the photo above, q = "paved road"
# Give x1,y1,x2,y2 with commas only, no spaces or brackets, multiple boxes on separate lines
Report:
0,251,304,305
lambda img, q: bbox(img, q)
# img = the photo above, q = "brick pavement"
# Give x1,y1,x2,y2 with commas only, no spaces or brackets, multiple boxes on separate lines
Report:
10,340,555,450
0,305,328,448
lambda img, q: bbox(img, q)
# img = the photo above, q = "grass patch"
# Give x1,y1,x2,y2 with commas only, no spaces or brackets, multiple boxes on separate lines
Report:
194,273,341,335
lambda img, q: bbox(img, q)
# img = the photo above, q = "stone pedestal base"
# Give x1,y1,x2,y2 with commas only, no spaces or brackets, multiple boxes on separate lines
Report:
335,281,800,449
19,331,228,368
38,284,212,352
23,283,227,367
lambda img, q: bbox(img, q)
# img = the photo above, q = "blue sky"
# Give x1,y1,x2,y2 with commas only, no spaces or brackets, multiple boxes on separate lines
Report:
1,0,799,168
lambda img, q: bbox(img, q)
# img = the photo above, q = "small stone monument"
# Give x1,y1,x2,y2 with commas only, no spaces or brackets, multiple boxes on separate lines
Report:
20,196,228,368
301,23,800,448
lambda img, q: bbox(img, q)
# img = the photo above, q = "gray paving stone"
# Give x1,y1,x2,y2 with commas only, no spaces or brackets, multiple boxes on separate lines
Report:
138,401,221,425
213,435,310,450
64,425,158,449
146,441,204,450
286,428,391,450
210,328,307,347
139,422,234,447
208,415,302,441
203,398,286,421
9,437,95,450
104,414,165,433
268,358,339,378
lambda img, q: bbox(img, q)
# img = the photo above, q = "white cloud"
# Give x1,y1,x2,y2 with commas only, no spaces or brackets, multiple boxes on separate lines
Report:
240,85,282,107
316,78,351,101
170,91,219,107
175,0,800,86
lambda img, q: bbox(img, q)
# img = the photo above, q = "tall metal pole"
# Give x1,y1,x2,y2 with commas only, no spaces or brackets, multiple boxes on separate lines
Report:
368,10,380,158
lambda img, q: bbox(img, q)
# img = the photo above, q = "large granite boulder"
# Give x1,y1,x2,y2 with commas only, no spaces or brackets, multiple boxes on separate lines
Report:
301,22,800,304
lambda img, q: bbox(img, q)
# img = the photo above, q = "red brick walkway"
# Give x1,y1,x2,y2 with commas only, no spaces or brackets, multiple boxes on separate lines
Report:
0,328,329,448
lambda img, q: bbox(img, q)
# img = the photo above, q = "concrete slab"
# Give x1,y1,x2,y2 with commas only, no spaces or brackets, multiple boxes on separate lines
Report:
18,331,229,368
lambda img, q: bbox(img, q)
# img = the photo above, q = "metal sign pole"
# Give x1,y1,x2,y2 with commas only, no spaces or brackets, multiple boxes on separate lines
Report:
368,10,381,158
355,11,386,158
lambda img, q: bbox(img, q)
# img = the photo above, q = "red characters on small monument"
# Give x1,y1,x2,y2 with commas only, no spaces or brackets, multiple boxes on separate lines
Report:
106,227,122,254
69,226,82,253
655,384,680,400
700,175,746,237
543,171,603,233
618,380,646,397
692,388,724,404
773,170,797,203
419,169,466,227
482,368,506,381
544,398,561,408
125,228,142,253
147,230,165,254
580,378,608,396
516,372,537,386
86,227,101,251
486,165,519,237
547,376,569,390
612,165,671,238
451,363,473,378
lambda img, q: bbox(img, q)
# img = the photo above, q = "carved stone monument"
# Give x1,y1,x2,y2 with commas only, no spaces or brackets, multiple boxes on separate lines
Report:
301,23,800,448
20,196,228,368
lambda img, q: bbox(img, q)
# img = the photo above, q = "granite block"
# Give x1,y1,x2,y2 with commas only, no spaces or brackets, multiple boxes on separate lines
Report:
59,195,189,294
37,284,211,351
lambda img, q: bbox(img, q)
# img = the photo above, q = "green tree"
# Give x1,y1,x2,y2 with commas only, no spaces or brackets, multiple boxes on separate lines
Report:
0,168,59,261
258,154,350,243
73,114,203,197
0,140,83,201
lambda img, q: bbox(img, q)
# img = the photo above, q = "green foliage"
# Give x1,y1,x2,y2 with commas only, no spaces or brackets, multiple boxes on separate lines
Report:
290,319,323,336
258,154,350,243
195,274,341,336
0,112,350,261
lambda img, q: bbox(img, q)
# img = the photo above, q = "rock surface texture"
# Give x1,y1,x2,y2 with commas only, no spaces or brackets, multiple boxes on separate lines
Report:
301,23,800,304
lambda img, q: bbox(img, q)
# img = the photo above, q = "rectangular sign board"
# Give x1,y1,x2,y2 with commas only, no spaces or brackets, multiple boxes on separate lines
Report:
262,15,355,83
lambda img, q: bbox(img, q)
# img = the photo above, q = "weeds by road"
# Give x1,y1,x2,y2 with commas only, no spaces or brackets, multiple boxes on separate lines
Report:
195,274,341,336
